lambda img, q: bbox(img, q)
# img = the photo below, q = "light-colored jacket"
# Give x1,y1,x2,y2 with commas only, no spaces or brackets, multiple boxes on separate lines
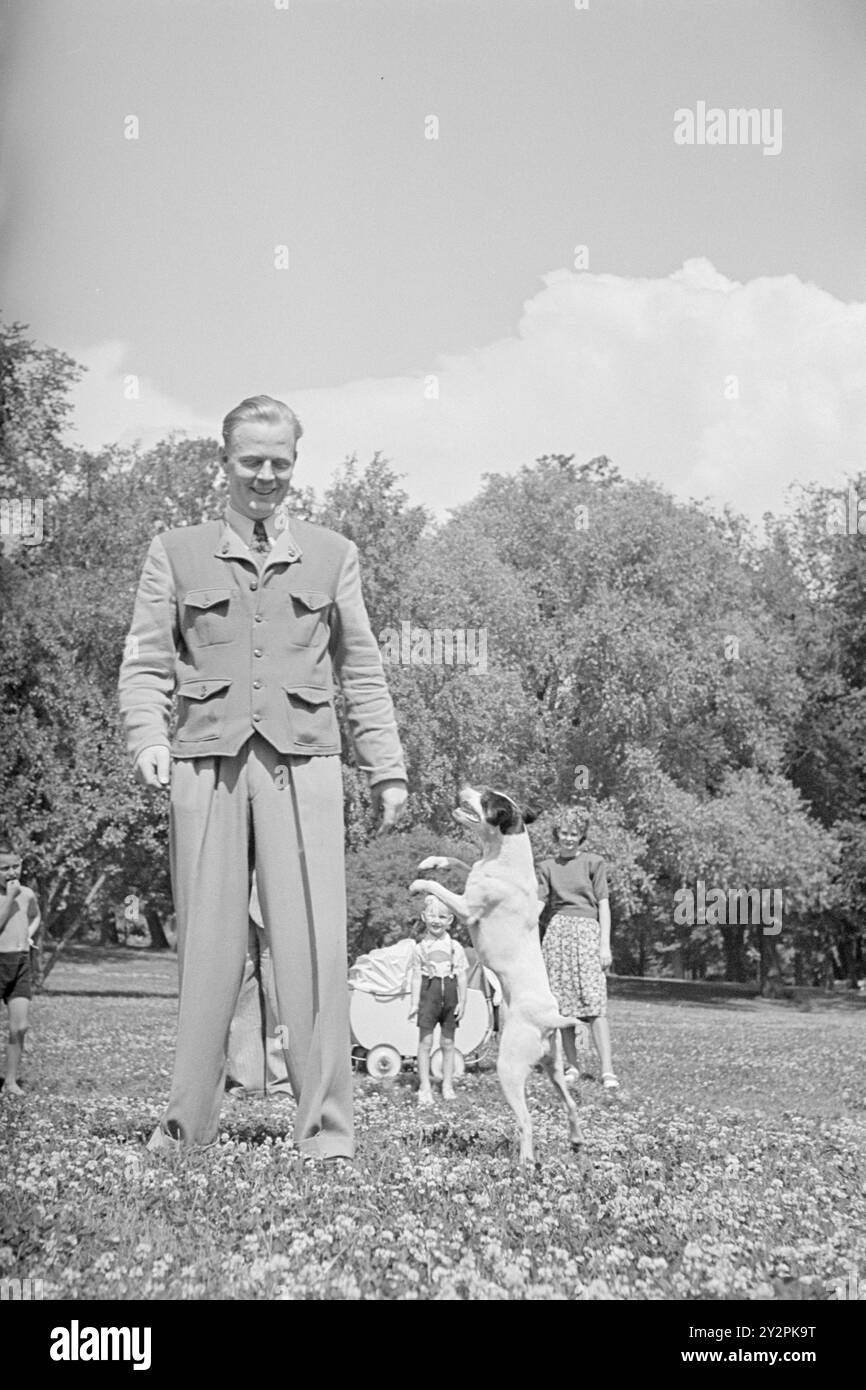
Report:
117,516,406,786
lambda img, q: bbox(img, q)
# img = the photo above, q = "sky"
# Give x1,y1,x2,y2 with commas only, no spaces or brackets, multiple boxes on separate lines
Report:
1,0,865,521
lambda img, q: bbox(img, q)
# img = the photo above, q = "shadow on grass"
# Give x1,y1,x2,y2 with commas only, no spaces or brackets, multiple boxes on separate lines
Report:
42,990,179,1000
409,1120,513,1158
46,945,175,964
90,1110,295,1146
610,977,866,1013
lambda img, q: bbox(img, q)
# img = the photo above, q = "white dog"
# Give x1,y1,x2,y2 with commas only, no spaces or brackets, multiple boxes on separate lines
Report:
409,785,584,1167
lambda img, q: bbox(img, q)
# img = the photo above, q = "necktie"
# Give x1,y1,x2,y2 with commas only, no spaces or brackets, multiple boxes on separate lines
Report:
251,520,270,555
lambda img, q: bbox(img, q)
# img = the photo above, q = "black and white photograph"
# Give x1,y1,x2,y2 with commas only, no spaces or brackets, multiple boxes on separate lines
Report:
1,0,864,1334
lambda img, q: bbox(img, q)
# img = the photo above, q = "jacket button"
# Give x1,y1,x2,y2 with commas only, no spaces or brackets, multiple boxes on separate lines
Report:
249,581,258,591
199,685,207,697
221,544,229,554
252,712,261,721
253,680,262,690
254,614,263,624
253,649,262,658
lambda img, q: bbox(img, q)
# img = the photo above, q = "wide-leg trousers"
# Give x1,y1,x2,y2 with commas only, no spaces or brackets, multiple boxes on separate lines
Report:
148,735,353,1158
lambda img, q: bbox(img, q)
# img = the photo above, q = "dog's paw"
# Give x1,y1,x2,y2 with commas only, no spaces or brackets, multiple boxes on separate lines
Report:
408,879,429,895
418,856,447,871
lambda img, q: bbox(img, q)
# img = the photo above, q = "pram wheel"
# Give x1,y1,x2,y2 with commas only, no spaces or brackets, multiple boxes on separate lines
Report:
365,1044,402,1079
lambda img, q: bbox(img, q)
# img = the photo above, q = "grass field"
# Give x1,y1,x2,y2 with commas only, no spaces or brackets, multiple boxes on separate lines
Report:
1,951,865,1301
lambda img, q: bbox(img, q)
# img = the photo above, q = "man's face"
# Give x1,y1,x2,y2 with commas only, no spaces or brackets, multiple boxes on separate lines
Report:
0,853,22,886
221,419,297,520
422,898,453,935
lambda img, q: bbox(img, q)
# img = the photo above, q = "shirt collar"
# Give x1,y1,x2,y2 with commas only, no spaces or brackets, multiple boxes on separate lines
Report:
225,502,278,546
221,503,303,565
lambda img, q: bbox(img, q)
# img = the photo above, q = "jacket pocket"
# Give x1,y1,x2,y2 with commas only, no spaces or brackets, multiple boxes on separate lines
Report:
182,587,238,647
285,587,333,643
176,677,233,742
283,683,339,748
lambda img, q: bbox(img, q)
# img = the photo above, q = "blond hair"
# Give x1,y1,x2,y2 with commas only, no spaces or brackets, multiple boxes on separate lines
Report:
553,807,590,845
222,395,303,450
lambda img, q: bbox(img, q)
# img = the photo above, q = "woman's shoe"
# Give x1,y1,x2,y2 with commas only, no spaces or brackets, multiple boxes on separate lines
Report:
601,1072,620,1092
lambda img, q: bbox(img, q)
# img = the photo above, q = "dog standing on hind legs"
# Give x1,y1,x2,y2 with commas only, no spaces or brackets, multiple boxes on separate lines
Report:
409,785,584,1168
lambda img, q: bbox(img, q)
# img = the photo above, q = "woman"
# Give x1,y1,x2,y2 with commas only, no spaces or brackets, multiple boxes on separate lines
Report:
536,808,619,1091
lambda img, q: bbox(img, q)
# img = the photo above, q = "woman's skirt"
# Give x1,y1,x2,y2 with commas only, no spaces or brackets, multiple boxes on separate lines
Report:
542,913,607,1019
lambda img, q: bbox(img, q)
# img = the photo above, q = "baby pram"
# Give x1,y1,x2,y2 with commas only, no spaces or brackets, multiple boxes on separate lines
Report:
348,938,498,1079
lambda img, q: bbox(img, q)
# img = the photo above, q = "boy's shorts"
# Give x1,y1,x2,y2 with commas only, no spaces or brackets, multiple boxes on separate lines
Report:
417,976,459,1038
0,952,32,1004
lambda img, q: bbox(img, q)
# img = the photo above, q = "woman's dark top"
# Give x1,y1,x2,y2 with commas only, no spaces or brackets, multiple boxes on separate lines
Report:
536,852,609,921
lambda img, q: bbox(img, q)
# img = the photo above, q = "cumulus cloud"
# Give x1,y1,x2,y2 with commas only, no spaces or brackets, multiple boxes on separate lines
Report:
68,260,866,520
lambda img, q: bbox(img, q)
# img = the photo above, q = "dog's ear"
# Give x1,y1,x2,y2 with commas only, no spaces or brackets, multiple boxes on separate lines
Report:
482,790,515,833
522,806,539,826
486,801,513,832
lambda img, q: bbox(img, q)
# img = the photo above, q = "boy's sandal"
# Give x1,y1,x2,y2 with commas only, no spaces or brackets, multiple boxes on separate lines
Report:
601,1073,620,1090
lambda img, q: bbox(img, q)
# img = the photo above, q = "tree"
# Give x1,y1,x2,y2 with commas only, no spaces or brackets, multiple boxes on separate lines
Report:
0,317,83,498
344,827,473,960
317,454,430,635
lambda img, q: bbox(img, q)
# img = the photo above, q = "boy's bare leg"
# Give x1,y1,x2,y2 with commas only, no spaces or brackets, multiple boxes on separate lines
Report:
4,997,28,1094
441,1035,456,1100
417,1030,434,1103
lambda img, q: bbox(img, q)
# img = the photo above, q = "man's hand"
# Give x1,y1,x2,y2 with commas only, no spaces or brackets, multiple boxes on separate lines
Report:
372,779,408,833
455,999,465,1022
134,745,171,789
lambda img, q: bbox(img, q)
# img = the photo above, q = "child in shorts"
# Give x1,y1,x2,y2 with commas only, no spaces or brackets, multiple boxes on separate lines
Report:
409,895,468,1107
0,840,41,1096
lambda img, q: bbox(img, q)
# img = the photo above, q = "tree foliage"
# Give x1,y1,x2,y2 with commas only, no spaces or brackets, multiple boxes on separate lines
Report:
1,318,862,987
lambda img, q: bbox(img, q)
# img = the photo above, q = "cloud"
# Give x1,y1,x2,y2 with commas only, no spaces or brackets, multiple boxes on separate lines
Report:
68,339,215,452
68,260,866,521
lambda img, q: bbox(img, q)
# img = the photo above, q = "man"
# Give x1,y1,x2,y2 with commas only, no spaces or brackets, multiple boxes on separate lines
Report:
118,395,407,1160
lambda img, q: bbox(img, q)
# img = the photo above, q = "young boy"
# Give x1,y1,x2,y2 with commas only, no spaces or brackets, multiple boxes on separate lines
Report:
409,894,468,1107
0,841,41,1096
